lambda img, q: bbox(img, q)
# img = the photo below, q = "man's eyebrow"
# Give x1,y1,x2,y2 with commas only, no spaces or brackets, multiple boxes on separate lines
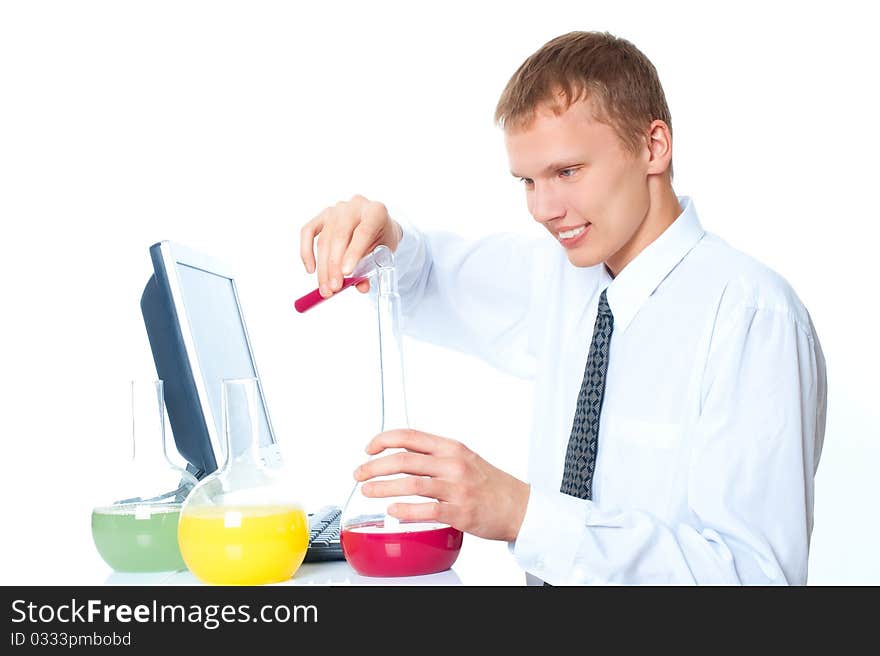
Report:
510,161,583,178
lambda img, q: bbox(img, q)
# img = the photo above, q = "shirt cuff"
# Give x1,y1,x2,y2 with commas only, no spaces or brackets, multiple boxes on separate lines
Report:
509,486,590,585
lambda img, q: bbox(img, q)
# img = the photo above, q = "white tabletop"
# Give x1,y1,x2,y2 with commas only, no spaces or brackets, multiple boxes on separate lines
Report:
101,534,527,586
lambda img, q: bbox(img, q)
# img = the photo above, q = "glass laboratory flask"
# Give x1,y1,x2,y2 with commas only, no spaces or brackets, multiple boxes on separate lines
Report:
340,246,463,577
91,380,197,573
177,377,309,585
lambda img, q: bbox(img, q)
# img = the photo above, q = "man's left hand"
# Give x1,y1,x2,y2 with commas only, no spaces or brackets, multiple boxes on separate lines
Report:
353,428,530,543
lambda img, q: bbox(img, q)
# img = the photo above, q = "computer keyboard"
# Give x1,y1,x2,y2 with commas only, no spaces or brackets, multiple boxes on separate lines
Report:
304,505,345,562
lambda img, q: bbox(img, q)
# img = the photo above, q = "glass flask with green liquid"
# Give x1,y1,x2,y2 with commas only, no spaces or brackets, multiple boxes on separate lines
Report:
91,380,197,572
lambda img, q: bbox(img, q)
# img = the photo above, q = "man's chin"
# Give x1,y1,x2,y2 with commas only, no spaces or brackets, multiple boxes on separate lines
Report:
565,247,604,269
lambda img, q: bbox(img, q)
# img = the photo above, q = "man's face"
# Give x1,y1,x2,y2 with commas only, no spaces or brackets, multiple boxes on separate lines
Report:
505,98,651,273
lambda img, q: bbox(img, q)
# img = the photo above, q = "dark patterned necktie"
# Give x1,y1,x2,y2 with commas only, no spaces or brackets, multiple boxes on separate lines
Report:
560,288,614,500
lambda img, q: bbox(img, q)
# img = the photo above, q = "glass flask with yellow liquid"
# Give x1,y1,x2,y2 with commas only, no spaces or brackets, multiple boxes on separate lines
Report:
91,380,197,573
339,245,463,577
177,377,308,585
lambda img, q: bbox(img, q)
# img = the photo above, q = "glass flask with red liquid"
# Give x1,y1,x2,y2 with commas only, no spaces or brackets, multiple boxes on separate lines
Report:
339,245,463,577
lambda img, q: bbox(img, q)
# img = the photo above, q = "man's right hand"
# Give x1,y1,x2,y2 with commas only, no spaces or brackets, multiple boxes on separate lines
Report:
299,194,402,298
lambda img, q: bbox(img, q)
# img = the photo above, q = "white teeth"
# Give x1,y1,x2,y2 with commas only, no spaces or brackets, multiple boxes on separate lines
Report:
558,225,586,239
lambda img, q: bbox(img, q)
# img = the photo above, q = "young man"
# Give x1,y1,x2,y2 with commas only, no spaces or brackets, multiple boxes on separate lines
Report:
299,31,827,584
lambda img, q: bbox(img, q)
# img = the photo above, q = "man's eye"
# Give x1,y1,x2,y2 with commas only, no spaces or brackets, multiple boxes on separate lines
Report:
560,168,577,178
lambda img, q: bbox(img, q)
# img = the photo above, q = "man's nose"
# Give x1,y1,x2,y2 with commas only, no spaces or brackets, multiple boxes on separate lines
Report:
530,183,565,224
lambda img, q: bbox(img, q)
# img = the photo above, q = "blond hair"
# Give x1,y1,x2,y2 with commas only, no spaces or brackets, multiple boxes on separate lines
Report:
495,31,673,178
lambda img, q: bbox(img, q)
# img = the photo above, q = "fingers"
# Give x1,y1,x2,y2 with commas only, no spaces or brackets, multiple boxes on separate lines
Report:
343,222,377,276
365,428,466,458
387,501,452,524
361,475,457,503
300,212,324,274
355,279,371,293
315,216,333,297
354,451,449,481
343,201,386,275
304,195,383,298
326,217,356,294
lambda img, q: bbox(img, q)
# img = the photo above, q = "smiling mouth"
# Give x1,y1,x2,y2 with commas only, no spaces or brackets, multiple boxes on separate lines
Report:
557,225,587,239
556,223,591,244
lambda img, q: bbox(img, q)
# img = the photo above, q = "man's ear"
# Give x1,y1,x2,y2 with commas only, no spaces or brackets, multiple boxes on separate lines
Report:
644,120,672,176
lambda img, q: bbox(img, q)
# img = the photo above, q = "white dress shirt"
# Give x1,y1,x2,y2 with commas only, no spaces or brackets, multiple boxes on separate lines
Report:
385,196,827,585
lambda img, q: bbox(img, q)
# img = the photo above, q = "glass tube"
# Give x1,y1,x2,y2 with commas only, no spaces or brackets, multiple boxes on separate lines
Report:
339,246,463,577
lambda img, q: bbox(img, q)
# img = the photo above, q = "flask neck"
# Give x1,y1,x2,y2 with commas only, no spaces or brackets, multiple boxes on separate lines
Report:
129,381,173,469
219,378,267,472
221,432,265,472
377,266,409,431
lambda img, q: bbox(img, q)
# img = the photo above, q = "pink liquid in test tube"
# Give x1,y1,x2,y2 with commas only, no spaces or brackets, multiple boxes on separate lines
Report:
294,275,369,313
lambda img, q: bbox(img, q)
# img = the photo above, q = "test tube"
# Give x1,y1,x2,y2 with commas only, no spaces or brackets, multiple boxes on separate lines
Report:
294,246,392,313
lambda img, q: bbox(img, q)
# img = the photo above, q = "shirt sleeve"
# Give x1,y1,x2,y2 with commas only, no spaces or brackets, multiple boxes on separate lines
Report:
511,301,828,585
377,217,546,381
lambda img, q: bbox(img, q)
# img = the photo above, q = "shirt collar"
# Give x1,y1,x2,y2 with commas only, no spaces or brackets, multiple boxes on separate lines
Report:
604,196,705,334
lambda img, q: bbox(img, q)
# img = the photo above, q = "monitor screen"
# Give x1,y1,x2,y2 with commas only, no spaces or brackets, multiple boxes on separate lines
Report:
174,261,274,456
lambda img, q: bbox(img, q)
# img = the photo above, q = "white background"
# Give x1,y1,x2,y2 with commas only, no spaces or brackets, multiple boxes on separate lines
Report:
1,0,877,585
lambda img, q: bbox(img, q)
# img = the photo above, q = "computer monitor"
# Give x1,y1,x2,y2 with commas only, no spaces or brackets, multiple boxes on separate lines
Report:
140,240,280,478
